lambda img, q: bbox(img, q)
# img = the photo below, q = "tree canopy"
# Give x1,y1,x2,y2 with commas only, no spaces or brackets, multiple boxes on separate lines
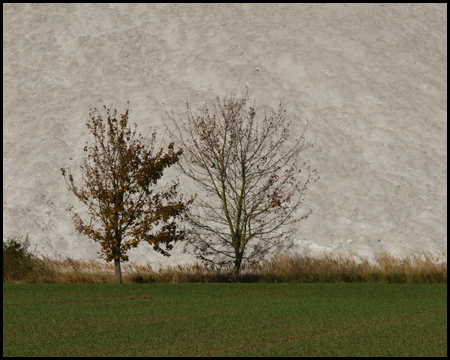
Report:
61,103,194,283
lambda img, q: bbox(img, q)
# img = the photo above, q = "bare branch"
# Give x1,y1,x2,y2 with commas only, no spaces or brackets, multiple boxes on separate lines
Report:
164,89,319,282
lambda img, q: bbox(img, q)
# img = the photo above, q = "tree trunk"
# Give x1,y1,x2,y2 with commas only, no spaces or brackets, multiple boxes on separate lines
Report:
228,252,243,283
115,259,122,284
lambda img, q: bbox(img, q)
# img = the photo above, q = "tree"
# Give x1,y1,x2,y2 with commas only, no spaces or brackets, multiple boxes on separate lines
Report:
164,89,319,282
61,103,194,284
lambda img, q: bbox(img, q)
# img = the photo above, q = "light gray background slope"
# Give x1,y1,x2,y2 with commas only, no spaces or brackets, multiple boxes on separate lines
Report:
3,4,447,265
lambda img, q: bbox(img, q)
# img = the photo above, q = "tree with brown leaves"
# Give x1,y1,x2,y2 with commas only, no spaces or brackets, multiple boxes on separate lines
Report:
165,90,319,282
61,103,194,284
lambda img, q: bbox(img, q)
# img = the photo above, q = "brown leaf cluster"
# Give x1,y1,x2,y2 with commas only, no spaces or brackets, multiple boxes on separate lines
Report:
61,103,195,271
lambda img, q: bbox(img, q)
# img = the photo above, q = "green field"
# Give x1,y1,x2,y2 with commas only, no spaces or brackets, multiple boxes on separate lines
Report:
3,284,447,357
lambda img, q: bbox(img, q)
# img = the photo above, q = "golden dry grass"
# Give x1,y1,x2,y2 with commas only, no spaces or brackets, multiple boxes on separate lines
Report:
4,250,446,284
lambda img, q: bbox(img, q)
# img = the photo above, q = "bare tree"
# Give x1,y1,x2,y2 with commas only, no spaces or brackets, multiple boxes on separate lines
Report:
61,103,194,284
164,90,319,282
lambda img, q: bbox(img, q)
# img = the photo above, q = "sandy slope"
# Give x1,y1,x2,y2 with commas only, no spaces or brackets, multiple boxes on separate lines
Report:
3,4,447,265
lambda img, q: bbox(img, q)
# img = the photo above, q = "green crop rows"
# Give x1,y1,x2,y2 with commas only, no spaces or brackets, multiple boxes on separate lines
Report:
3,283,447,357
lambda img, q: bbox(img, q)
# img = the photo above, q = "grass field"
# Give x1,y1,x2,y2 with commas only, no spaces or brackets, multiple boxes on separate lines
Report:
3,283,447,357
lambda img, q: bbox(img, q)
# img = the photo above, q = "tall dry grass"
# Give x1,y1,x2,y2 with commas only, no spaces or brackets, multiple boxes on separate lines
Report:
3,235,446,284
239,252,447,284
